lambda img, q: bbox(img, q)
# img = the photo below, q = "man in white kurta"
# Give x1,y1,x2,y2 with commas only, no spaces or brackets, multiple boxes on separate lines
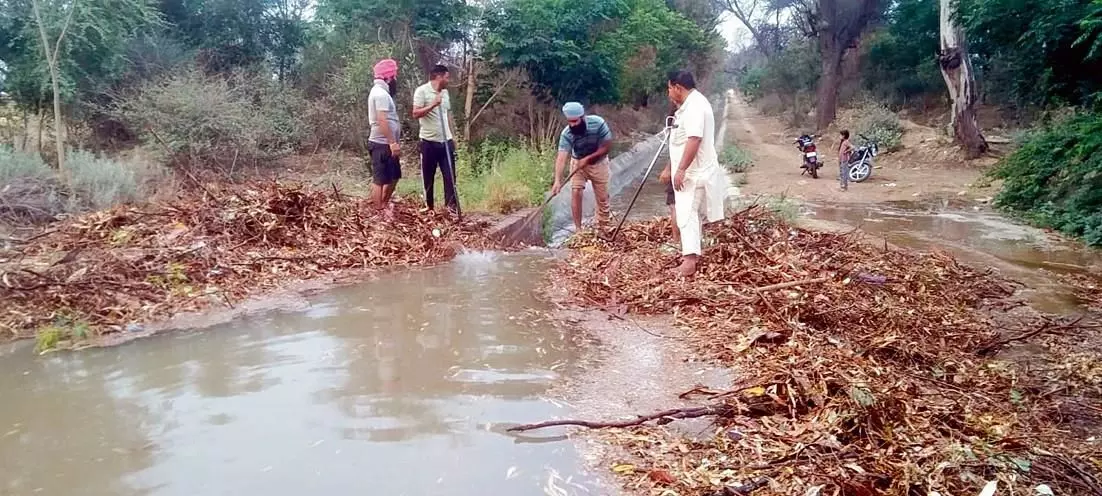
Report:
665,70,728,277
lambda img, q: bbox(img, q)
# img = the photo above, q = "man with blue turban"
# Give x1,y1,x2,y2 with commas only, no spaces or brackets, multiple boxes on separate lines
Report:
551,101,613,232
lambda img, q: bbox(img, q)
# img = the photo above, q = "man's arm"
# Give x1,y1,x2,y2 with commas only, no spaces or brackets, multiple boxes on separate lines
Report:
553,150,569,183
376,110,397,144
411,87,439,119
676,138,702,173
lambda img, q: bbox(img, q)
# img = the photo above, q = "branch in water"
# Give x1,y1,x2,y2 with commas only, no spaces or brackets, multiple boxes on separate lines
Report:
506,405,733,432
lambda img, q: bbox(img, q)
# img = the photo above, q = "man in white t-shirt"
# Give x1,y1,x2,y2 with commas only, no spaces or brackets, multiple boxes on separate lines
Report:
666,70,729,277
412,64,458,214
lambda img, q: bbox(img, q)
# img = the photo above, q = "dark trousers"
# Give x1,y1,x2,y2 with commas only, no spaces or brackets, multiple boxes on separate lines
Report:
420,139,458,211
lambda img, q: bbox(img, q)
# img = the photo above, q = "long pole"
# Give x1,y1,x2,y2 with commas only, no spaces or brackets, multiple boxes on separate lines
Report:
439,101,462,221
607,116,675,241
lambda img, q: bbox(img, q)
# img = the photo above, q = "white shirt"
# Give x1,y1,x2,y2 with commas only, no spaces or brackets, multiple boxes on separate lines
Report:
669,89,720,180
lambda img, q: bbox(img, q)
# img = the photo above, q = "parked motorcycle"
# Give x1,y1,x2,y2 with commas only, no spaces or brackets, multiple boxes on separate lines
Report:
845,134,879,183
794,134,821,178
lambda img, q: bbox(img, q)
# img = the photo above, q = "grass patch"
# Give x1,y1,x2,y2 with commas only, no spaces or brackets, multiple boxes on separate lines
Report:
0,146,53,183
719,143,754,173
395,141,554,214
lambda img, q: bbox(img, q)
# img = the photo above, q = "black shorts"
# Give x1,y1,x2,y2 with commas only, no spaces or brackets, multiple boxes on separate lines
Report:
666,182,675,206
368,141,402,185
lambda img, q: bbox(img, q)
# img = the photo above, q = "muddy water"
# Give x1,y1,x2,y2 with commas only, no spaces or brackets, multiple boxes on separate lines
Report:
0,251,600,496
803,200,1102,313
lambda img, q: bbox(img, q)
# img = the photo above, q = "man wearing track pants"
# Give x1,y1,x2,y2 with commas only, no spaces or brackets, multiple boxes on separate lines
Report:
412,64,458,214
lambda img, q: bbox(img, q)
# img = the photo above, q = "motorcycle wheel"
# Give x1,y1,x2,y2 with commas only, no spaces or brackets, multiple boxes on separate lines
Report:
810,167,818,179
849,160,872,183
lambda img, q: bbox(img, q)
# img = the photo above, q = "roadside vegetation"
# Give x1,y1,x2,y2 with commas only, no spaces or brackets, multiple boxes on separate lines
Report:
0,0,724,223
725,0,1102,245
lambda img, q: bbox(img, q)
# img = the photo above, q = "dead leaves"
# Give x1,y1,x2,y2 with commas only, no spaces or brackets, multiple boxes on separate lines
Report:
1,182,498,338
550,206,1100,496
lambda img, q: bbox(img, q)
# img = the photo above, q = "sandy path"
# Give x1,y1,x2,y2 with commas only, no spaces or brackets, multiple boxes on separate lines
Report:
725,93,997,204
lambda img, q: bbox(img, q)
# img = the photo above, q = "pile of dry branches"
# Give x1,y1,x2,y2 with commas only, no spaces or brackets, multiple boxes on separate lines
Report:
539,206,1102,496
1,182,497,339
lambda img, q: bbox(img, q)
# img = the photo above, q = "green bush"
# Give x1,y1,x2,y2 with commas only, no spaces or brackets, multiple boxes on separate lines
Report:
737,67,765,101
0,146,53,184
719,144,753,173
990,111,1102,245
842,99,905,152
67,147,167,208
114,68,311,168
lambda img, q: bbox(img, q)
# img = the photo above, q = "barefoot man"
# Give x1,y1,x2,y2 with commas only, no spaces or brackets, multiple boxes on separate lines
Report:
667,70,728,276
367,58,402,217
551,102,613,232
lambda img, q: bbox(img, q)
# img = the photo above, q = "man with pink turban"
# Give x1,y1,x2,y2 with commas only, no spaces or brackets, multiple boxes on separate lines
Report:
367,58,402,216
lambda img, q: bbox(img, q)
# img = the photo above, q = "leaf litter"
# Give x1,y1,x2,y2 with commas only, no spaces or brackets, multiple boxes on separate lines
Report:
0,181,501,344
526,206,1102,496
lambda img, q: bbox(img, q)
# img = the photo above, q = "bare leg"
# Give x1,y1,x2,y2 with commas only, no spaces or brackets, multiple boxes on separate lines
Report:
571,188,584,231
372,184,386,211
668,204,680,244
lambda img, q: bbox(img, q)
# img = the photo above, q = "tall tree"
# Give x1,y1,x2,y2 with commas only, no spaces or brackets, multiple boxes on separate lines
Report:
815,0,879,130
30,0,76,171
937,0,986,158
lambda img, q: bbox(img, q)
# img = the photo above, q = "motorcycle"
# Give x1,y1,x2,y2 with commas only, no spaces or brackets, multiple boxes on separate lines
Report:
845,134,879,183
794,134,821,178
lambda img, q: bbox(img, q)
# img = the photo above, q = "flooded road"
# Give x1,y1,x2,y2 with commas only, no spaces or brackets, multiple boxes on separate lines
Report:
0,251,598,496
802,200,1101,313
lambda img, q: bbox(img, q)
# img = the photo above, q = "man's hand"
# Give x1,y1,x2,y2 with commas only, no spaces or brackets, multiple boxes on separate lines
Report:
659,166,671,184
552,181,563,196
575,156,590,168
432,91,443,108
674,169,687,191
389,142,400,155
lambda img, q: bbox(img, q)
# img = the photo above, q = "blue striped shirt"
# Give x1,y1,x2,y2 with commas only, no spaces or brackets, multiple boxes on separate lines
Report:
558,115,613,159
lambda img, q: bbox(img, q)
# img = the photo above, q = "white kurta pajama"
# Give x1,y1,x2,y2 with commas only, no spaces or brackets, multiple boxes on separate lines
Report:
670,89,728,256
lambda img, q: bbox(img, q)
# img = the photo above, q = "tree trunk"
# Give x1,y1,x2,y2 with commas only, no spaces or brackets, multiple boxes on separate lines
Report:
816,39,845,131
463,59,477,142
938,0,987,159
31,0,76,172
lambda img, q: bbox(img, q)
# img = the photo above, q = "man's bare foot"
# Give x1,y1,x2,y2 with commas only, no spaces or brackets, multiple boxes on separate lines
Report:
670,258,697,277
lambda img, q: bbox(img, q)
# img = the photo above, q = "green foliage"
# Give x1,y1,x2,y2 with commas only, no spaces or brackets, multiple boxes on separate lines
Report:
958,0,1102,109
842,99,905,152
863,0,943,104
737,38,820,104
0,145,52,183
990,111,1102,245
114,68,309,166
719,143,753,173
482,0,717,105
0,0,163,109
737,66,766,101
395,141,554,214
65,149,160,209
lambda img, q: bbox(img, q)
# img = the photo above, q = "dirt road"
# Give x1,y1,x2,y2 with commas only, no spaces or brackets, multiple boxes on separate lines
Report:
725,93,999,204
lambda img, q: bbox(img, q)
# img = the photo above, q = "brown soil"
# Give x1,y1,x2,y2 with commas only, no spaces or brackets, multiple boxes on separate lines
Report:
728,93,1002,204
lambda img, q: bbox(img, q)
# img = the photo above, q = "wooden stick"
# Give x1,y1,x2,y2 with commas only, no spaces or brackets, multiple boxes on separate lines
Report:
752,276,831,293
506,405,732,432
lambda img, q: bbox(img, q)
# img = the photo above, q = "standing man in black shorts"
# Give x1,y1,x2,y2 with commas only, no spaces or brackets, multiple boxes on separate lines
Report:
659,105,679,244
367,58,402,217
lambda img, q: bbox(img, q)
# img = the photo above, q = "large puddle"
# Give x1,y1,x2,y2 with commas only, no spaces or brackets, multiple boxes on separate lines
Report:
802,200,1102,314
0,251,599,496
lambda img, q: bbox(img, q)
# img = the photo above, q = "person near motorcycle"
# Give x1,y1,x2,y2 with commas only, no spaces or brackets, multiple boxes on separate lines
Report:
838,130,854,191
551,102,613,232
667,70,729,277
